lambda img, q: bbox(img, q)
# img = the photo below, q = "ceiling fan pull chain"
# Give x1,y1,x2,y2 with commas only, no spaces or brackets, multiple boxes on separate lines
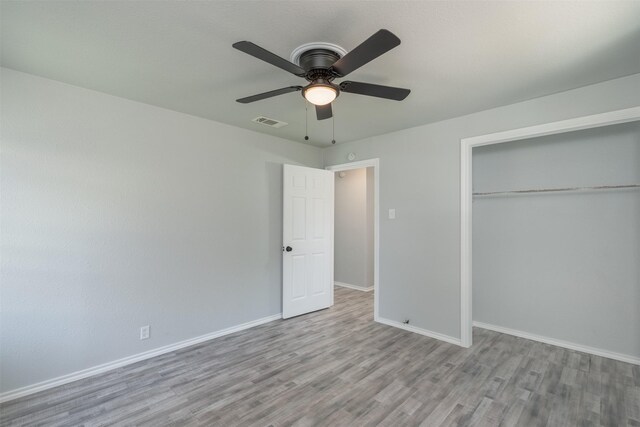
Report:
304,100,309,141
332,112,336,145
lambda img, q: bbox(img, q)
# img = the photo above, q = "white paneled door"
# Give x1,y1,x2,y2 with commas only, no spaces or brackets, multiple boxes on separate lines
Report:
283,164,334,319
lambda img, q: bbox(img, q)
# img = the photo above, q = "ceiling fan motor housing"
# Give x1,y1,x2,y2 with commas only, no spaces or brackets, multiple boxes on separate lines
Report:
298,48,340,75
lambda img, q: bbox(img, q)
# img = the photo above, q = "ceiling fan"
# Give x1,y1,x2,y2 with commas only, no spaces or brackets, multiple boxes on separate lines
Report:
233,29,410,120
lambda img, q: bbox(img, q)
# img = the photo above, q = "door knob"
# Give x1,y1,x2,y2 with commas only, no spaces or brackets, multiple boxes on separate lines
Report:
285,246,293,252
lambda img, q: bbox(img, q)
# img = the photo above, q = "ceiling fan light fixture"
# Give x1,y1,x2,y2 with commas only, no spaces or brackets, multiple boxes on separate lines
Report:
303,84,337,106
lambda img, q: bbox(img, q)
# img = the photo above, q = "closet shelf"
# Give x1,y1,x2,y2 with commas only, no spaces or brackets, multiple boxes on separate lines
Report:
473,184,640,197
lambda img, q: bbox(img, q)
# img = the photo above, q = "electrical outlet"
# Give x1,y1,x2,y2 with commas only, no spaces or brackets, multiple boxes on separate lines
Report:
140,325,150,340
388,209,396,219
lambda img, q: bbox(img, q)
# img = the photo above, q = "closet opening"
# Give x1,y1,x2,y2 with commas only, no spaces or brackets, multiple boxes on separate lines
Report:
460,107,640,364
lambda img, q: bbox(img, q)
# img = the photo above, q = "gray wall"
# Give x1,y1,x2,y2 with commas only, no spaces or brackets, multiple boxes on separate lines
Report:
323,73,640,341
0,68,323,393
334,168,374,289
473,122,640,358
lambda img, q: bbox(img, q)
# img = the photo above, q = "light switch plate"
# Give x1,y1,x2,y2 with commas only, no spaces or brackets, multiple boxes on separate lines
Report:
388,209,396,219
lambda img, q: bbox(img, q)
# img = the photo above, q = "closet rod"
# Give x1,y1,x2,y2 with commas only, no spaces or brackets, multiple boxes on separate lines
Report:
473,184,640,197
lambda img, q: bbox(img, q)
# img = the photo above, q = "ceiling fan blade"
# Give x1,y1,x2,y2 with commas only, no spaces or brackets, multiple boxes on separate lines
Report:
329,29,401,77
236,86,302,103
316,103,332,120
340,81,410,101
233,41,306,76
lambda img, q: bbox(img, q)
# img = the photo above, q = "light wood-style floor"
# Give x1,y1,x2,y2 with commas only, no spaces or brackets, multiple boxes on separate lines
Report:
2,287,638,426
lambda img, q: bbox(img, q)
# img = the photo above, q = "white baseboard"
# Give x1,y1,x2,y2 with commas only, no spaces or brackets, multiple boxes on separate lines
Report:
334,281,373,292
0,313,282,404
377,317,462,346
473,321,640,366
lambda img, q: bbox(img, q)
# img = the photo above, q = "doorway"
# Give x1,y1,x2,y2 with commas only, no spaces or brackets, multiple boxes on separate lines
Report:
326,159,379,320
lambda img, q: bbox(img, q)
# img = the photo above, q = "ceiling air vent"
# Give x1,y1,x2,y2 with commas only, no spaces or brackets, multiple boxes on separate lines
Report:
252,116,288,128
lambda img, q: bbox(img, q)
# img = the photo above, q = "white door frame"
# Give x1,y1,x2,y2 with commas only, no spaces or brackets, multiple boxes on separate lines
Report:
326,159,380,320
459,106,640,348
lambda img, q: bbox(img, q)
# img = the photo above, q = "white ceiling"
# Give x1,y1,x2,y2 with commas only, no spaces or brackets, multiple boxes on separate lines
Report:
2,1,640,146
